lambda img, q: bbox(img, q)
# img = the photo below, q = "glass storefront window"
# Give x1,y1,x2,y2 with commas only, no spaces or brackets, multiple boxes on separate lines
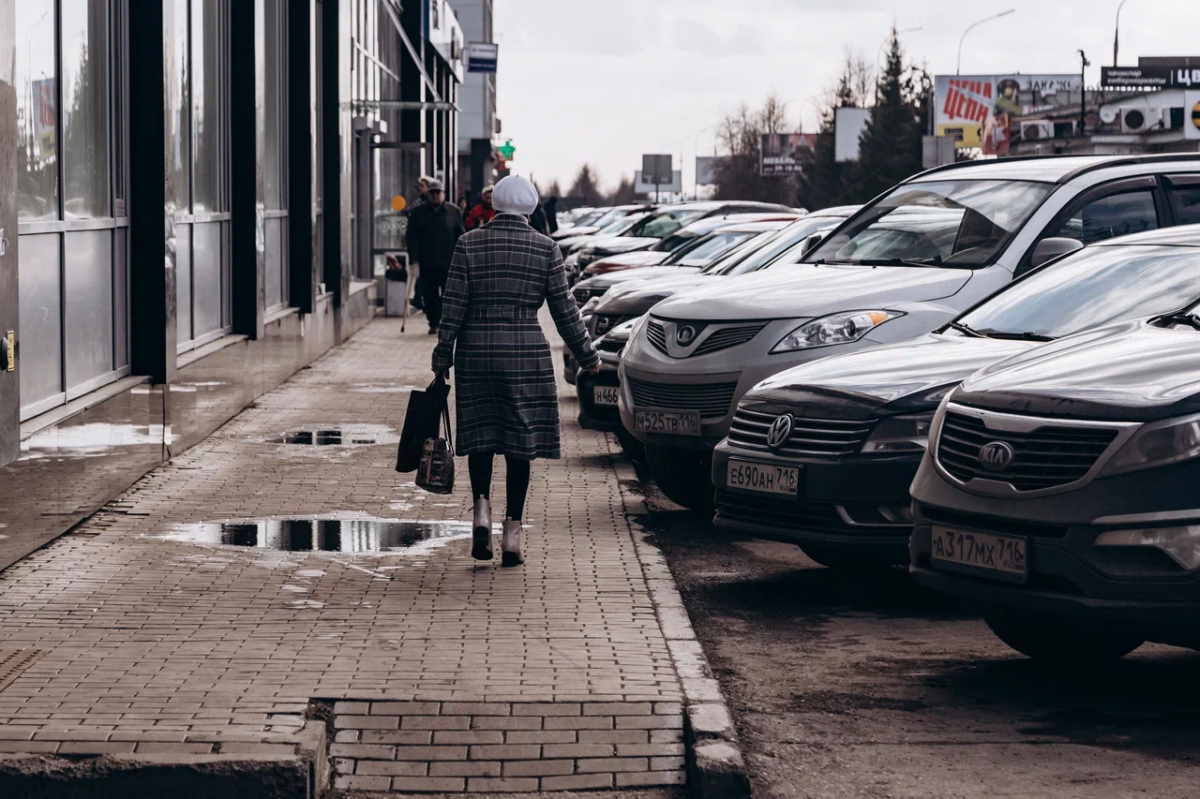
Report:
16,0,58,221
60,0,110,219
192,0,225,213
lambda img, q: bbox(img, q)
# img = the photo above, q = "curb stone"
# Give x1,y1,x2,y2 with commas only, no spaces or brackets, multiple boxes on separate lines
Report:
610,446,754,799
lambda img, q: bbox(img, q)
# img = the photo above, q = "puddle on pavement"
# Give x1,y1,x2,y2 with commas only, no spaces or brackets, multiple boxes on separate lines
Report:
269,424,397,446
154,515,472,553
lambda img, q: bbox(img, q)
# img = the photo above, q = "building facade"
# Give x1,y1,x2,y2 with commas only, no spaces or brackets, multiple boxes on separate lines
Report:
455,0,499,203
0,0,461,570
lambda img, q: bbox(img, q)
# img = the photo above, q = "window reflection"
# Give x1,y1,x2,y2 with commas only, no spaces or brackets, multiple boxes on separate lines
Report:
16,0,58,221
61,0,110,219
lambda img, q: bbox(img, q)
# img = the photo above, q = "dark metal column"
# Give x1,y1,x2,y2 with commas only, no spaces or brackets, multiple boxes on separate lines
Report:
128,0,175,383
230,0,263,339
0,0,19,466
288,0,315,314
320,0,343,305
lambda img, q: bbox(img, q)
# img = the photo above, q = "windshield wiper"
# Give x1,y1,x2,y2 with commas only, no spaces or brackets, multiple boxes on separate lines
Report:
947,322,984,338
860,257,945,268
1159,311,1200,331
973,330,1055,342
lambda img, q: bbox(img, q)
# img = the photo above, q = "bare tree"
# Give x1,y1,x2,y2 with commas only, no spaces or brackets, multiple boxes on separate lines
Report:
713,94,797,205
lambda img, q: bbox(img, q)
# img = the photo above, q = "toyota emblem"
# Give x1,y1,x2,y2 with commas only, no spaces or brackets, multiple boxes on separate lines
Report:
677,325,698,346
978,441,1015,471
767,414,794,450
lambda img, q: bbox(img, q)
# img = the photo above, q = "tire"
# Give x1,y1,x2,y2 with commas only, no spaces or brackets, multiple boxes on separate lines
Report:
799,545,900,572
984,614,1144,663
645,444,714,511
615,426,646,464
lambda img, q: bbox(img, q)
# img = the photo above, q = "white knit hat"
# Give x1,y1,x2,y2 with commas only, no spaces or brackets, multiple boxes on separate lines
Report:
491,175,539,215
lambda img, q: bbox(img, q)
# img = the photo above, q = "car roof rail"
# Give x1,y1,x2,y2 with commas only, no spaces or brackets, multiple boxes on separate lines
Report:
906,153,1200,185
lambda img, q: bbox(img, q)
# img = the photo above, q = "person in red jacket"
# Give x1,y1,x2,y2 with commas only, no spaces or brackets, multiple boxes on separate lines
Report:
465,184,496,230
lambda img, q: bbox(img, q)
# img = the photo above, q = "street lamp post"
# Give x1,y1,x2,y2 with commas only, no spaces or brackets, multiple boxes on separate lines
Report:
956,9,1016,75
1113,0,1130,67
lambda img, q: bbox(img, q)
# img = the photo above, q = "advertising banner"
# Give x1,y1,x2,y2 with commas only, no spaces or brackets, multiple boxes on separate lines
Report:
467,42,498,73
935,74,1081,152
1188,91,1200,141
1102,66,1200,90
695,156,727,185
760,133,817,176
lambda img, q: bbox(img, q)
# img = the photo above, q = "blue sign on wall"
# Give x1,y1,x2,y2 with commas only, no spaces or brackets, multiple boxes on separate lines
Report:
467,43,498,74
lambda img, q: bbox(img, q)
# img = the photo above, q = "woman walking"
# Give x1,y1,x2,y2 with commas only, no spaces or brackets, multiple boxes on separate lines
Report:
432,176,600,567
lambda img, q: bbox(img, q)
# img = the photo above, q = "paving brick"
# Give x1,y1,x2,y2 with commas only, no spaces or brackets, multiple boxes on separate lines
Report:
583,702,652,716
617,742,686,757
501,758,574,777
616,714,684,729
371,702,441,716
334,775,391,792
361,730,433,745
541,773,615,791
617,769,687,787
468,744,540,761
503,730,575,745
580,729,650,745
57,742,138,755
329,743,395,759
335,714,399,730
333,702,370,715
429,760,501,777
542,743,614,759
466,777,540,793
433,730,504,745
510,703,580,717
472,717,542,731
393,745,469,761
402,715,471,731
0,741,60,753
392,776,466,792
576,757,650,773
355,761,428,777
544,716,614,730
135,742,215,755
440,702,511,716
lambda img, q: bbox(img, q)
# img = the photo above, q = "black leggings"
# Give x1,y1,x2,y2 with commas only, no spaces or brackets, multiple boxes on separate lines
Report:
468,453,532,521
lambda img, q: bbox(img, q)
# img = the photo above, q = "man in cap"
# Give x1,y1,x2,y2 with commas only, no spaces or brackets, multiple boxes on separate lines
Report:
405,179,465,334
465,184,497,231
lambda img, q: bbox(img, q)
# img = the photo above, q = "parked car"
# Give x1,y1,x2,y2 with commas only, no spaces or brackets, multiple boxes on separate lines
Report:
565,222,794,385
557,207,599,231
574,201,799,275
909,235,1200,662
577,316,647,462
551,207,610,240
713,226,1200,568
619,154,1200,509
558,214,654,281
590,208,860,337
552,204,655,243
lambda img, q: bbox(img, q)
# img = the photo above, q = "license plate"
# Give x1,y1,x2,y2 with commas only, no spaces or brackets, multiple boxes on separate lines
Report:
931,526,1028,581
593,385,620,407
634,408,701,437
726,459,800,497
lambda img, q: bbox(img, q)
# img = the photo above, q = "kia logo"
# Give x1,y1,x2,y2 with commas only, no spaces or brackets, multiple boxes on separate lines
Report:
677,325,698,346
767,414,794,450
978,441,1015,471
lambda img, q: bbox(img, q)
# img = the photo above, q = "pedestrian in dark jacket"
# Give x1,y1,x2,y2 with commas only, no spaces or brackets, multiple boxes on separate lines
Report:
544,196,559,234
465,184,496,230
529,202,550,235
405,179,465,334
408,177,432,311
432,175,600,567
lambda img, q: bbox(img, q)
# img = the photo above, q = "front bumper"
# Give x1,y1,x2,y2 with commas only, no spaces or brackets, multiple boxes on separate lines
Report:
618,329,875,451
908,457,1200,644
711,439,918,560
576,365,622,432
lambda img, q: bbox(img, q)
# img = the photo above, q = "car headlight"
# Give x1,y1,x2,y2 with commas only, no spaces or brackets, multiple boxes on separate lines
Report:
770,311,903,354
861,413,934,454
1101,413,1200,476
1094,526,1200,570
609,317,641,339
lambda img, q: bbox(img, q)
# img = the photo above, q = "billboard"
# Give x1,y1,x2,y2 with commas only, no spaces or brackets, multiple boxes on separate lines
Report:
695,156,728,185
834,108,871,162
641,154,673,185
1101,65,1200,90
466,43,498,73
760,133,816,176
635,170,682,194
936,74,1081,153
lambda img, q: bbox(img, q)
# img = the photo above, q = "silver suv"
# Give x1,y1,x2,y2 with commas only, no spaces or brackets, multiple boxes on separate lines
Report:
618,155,1200,509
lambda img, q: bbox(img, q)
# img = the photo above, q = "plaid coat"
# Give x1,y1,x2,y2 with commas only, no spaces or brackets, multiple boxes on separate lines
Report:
431,214,600,459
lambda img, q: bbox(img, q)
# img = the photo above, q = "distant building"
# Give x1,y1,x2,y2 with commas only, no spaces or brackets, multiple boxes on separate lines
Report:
1008,89,1200,157
455,0,499,203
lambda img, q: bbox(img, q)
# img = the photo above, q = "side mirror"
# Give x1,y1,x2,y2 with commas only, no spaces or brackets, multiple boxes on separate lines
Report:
799,233,825,259
1030,237,1084,269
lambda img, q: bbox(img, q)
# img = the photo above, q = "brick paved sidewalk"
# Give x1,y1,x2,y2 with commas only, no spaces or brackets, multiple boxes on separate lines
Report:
0,314,689,796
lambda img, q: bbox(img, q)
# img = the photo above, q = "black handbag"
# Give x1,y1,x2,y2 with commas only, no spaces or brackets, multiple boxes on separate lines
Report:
397,376,451,473
416,400,455,495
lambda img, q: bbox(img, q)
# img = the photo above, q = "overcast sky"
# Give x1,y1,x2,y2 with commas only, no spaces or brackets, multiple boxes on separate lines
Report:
492,0,1199,193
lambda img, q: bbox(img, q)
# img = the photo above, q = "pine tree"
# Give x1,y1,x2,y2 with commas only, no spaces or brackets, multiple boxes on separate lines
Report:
853,28,925,201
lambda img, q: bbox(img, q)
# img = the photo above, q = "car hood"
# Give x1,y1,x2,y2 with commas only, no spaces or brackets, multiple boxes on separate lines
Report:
587,236,658,255
746,333,1036,419
578,266,700,292
955,320,1200,422
556,234,599,250
650,264,973,322
588,251,671,269
553,226,598,240
597,275,722,315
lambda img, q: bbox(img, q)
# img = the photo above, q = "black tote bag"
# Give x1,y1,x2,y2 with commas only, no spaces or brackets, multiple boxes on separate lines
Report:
396,376,451,473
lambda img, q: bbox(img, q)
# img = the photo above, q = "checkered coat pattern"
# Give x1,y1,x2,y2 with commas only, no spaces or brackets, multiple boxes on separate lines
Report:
432,214,601,459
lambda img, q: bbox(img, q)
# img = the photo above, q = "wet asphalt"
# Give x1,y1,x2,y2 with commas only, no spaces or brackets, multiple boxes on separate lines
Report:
640,482,1200,799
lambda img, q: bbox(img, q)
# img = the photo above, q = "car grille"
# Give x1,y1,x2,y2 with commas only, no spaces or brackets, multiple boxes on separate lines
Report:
693,323,767,357
729,407,875,458
716,491,894,536
627,378,738,419
645,320,768,358
594,314,631,336
936,409,1119,492
646,320,669,354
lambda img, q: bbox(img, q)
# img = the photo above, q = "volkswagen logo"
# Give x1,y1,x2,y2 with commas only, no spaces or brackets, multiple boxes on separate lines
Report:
978,441,1015,472
767,414,794,450
676,325,698,346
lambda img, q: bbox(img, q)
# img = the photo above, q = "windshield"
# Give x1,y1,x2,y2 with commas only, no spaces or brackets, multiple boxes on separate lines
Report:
667,231,759,267
719,216,846,275
653,229,701,252
629,212,685,239
595,215,644,237
955,246,1200,341
574,210,605,227
808,180,1054,268
703,230,789,275
593,207,641,229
